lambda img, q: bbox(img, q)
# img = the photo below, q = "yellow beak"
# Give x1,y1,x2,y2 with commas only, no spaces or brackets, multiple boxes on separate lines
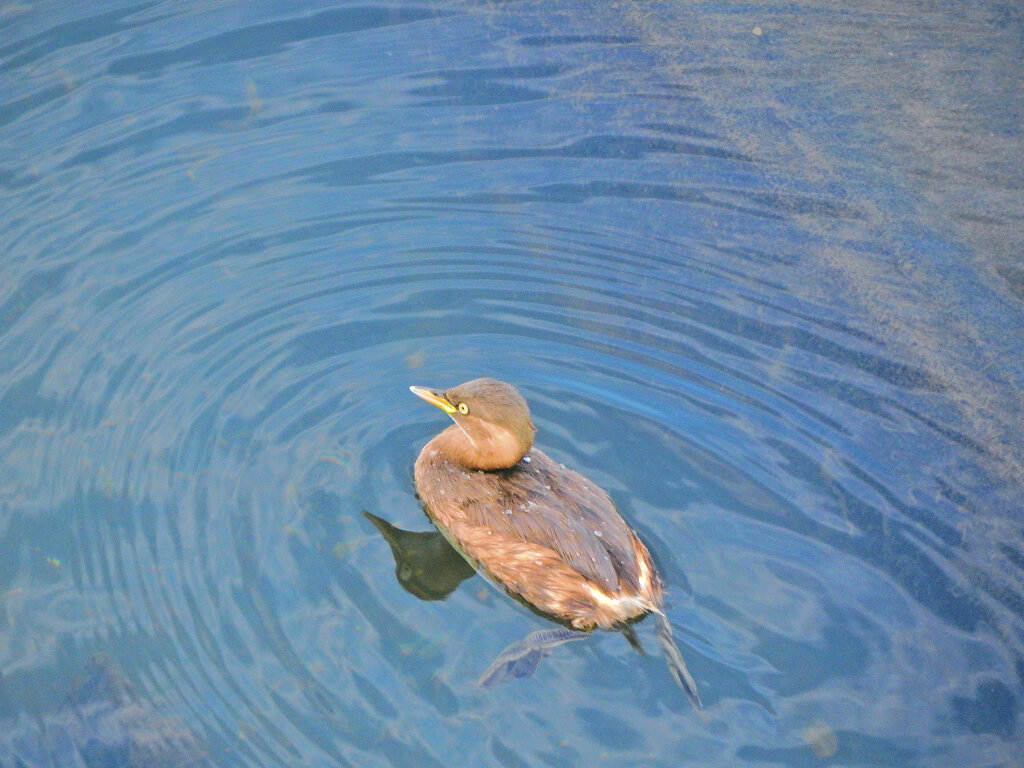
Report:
409,385,457,414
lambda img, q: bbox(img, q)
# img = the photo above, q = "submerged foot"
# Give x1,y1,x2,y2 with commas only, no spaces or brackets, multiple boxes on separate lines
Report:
654,610,702,711
478,628,590,688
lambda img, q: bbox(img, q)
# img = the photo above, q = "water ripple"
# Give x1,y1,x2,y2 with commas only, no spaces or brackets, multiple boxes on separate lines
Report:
1,1,1022,767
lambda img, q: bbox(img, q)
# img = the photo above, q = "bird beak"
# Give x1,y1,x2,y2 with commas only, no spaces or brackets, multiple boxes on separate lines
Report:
409,385,457,414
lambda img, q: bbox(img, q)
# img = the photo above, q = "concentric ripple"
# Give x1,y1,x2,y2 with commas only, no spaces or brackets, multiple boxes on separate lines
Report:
1,2,1022,767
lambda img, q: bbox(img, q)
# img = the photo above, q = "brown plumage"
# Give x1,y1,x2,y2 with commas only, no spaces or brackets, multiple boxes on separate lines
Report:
410,377,701,708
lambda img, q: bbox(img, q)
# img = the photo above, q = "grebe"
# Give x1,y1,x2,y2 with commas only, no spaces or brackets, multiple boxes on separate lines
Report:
410,377,700,708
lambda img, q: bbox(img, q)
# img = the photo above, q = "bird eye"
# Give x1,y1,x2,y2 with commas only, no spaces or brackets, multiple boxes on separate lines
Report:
458,402,469,415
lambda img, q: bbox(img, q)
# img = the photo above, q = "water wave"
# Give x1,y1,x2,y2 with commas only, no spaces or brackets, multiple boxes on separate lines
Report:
1,2,1021,767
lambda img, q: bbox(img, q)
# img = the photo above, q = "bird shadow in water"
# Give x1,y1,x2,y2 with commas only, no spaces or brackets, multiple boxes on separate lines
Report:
364,510,595,688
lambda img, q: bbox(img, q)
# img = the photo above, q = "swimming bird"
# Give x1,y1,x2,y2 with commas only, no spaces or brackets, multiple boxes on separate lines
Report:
410,377,701,708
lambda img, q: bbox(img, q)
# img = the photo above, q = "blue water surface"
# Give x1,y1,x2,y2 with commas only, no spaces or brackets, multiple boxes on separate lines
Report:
1,1,1022,767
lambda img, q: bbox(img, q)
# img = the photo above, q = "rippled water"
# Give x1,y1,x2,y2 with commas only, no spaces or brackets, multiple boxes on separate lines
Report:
2,1,1022,766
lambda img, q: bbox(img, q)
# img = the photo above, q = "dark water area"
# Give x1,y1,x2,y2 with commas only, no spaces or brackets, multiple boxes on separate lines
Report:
1,1,1022,766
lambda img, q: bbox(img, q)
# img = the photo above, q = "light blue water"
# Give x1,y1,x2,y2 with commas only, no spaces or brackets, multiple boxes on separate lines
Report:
1,2,1022,766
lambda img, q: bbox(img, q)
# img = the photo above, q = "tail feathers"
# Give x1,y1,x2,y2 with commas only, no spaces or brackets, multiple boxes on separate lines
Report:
653,610,702,711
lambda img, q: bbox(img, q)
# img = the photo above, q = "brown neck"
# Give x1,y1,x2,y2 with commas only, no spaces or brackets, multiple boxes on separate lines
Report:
432,422,530,470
